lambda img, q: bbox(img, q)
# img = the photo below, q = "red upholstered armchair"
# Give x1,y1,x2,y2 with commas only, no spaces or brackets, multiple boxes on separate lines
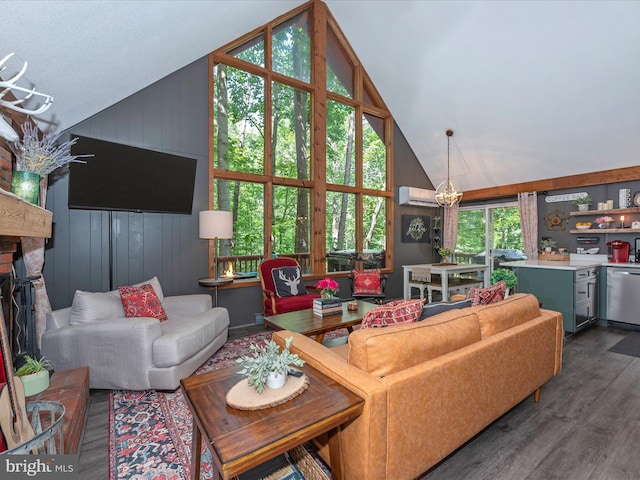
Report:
258,257,321,316
347,252,387,304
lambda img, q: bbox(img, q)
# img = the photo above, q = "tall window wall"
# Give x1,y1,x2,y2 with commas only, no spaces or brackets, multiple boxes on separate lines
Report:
209,1,393,278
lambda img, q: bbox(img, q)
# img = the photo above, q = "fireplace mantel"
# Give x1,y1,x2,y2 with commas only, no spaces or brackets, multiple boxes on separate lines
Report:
0,187,52,242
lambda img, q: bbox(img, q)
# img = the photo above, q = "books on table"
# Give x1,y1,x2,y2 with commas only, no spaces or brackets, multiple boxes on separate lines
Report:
313,297,342,316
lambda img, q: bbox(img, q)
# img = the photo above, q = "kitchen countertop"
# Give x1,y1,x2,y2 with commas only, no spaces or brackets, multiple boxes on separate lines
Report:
501,255,640,270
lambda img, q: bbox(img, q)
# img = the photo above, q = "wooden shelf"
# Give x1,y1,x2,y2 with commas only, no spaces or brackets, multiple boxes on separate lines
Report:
0,188,52,238
570,228,640,234
570,207,640,216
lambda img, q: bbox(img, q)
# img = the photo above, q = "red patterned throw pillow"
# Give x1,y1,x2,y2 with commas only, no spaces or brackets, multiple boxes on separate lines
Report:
119,284,168,321
466,280,507,306
361,298,425,328
353,269,382,295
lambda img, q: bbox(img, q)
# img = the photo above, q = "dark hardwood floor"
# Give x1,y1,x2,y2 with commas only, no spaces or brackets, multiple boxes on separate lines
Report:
78,324,640,480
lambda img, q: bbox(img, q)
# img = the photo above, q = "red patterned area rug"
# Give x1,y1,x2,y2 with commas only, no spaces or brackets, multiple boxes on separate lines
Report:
109,329,345,479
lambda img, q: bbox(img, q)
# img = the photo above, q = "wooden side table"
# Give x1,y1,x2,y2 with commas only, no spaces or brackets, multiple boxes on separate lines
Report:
181,364,363,480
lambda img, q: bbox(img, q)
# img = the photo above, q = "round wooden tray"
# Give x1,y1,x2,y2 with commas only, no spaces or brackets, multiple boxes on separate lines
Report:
226,373,309,410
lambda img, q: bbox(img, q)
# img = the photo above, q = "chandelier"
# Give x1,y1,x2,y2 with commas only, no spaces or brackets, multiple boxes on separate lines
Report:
434,129,463,207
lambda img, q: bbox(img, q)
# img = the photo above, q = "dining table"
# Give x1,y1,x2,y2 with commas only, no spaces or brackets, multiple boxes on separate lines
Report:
403,262,489,302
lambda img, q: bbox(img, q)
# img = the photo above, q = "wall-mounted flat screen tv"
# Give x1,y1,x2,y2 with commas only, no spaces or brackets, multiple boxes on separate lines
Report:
68,135,197,214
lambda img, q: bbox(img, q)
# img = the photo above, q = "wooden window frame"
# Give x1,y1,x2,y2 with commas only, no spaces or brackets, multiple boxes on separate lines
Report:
207,0,394,281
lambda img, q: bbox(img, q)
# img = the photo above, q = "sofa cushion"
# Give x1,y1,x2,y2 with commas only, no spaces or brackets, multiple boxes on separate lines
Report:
119,284,168,321
474,293,542,338
349,309,482,376
69,290,123,324
68,276,165,325
271,266,308,297
419,298,473,320
153,310,225,367
353,269,382,294
131,276,165,302
466,280,507,306
361,298,425,328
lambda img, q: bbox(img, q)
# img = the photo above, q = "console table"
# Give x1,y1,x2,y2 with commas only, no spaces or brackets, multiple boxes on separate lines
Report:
403,263,489,302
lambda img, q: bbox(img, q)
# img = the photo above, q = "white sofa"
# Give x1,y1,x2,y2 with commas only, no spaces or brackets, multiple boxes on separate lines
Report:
41,277,229,390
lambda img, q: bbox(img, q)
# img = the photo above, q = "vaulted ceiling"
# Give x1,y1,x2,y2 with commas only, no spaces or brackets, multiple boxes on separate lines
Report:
2,0,639,195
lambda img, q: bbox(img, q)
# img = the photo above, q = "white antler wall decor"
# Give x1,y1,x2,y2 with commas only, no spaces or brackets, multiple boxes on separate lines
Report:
0,53,53,141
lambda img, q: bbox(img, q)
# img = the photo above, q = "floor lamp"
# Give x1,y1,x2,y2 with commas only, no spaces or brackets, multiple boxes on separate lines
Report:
199,210,233,304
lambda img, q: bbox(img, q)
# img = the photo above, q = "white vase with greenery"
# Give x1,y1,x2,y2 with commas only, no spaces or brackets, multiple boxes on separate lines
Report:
236,337,305,393
572,195,592,212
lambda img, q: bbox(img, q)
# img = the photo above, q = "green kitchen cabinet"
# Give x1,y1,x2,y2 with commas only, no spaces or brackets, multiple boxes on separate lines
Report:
512,266,598,334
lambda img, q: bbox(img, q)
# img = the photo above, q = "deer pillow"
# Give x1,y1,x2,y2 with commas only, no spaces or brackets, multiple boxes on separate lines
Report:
272,266,308,297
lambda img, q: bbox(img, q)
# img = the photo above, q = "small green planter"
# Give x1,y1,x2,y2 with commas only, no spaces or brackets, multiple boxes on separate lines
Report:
19,370,50,397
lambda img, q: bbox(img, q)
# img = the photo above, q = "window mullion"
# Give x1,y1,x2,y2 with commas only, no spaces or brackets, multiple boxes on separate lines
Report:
310,0,327,276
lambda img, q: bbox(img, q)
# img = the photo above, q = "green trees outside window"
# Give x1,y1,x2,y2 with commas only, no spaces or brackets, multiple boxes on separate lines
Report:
209,1,393,278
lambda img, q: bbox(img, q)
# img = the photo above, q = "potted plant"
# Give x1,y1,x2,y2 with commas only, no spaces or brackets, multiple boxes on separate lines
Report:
438,247,453,263
315,277,339,300
236,336,305,393
490,268,518,296
572,195,592,212
9,119,89,205
540,239,557,253
15,355,52,397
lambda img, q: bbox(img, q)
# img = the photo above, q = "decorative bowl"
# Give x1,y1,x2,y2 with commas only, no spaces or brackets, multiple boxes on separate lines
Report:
575,225,591,230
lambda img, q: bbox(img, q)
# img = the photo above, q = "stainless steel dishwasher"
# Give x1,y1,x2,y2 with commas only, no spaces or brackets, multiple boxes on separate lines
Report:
606,267,640,326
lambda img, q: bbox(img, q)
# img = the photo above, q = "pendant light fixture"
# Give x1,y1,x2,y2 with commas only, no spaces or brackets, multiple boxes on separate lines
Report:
434,129,463,207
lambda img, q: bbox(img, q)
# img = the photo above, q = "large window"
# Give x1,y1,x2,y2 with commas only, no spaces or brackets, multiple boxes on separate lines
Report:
456,203,526,273
210,2,393,278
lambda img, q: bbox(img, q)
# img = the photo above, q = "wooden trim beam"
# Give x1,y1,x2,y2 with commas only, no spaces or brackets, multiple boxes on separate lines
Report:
0,189,52,238
462,166,640,202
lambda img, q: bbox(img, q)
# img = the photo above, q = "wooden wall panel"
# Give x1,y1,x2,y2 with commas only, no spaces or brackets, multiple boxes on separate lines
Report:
27,58,216,311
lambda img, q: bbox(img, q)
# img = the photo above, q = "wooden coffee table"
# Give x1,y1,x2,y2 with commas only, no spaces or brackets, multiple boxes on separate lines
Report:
181,364,364,480
264,300,376,343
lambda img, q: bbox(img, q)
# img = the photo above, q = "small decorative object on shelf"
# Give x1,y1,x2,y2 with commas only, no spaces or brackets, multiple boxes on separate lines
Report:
315,277,339,300
594,216,614,229
10,170,41,205
575,222,592,230
540,238,557,253
9,119,91,205
236,337,305,394
573,194,592,212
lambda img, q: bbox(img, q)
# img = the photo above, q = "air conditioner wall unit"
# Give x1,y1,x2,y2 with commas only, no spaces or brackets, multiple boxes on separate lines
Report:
399,186,440,207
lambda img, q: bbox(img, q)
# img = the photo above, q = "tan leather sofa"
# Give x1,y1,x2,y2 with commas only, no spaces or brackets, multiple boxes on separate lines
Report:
273,293,563,480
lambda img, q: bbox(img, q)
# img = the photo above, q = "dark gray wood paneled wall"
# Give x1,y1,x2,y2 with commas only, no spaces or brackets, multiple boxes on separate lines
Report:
38,57,226,312
20,56,433,328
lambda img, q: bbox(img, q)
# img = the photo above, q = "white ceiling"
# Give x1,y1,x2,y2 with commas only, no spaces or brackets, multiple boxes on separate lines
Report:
2,0,639,193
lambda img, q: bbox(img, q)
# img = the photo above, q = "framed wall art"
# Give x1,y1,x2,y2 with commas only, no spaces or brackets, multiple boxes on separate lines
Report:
401,215,430,243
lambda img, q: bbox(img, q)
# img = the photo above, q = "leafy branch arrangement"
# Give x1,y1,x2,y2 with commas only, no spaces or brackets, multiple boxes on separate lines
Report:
11,119,91,176
15,355,52,376
236,337,305,393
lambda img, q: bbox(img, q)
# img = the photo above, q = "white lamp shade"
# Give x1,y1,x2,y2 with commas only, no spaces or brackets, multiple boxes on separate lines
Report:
199,210,233,239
